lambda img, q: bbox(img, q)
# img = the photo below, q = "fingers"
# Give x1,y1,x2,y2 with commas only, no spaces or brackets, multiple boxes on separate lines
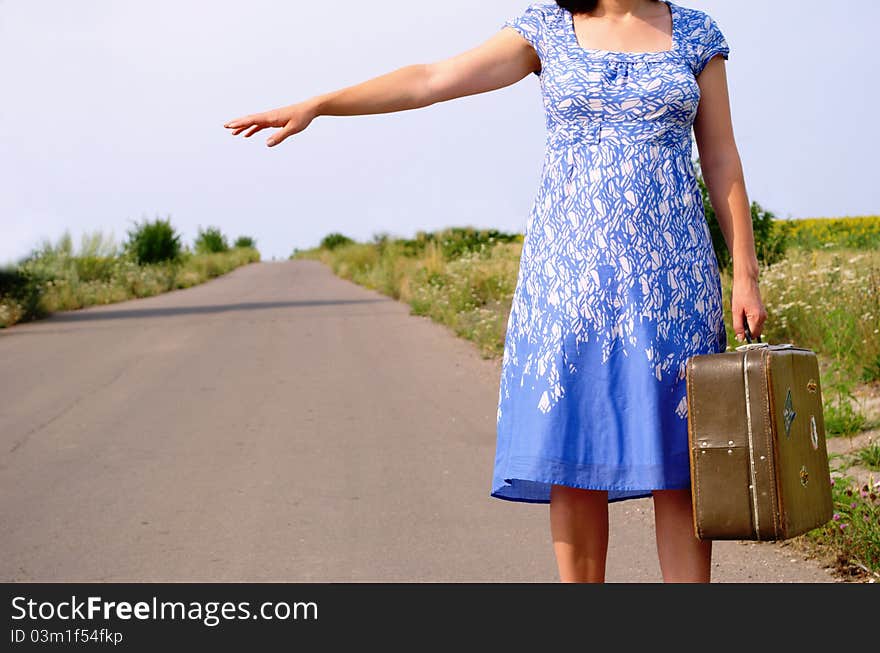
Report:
266,122,300,147
225,108,283,131
225,120,258,136
266,128,288,147
224,115,267,137
224,112,302,147
243,124,267,138
744,307,768,340
732,305,769,343
224,117,250,130
732,304,745,343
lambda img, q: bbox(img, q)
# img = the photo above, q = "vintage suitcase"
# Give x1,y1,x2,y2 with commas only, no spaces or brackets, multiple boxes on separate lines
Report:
685,328,834,541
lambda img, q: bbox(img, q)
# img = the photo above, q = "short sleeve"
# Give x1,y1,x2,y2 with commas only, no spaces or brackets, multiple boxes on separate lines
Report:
501,2,547,77
692,13,730,77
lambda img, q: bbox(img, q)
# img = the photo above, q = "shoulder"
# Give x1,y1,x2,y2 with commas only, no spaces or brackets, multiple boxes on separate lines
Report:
502,1,560,31
501,2,562,53
673,3,730,76
520,1,559,20
675,4,724,41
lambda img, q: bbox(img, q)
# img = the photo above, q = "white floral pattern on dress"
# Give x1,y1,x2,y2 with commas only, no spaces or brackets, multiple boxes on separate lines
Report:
496,1,730,421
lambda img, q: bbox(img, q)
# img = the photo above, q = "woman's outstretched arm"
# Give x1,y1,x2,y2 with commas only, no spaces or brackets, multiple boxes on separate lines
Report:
223,27,540,147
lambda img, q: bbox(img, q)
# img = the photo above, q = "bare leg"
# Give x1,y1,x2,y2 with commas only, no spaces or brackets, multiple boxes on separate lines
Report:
549,484,609,582
652,489,712,583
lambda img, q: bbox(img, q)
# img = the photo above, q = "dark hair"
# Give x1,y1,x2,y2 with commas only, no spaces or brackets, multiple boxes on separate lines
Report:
557,0,662,13
555,0,600,13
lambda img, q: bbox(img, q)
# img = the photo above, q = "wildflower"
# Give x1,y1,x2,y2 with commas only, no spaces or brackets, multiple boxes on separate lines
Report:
839,523,848,531
832,513,841,521
850,502,858,509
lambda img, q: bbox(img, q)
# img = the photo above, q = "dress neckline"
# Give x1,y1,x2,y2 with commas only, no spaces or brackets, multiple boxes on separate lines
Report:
564,0,679,61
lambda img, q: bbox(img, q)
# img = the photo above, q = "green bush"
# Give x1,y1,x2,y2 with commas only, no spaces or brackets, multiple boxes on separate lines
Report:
749,202,787,267
0,265,48,323
234,236,256,249
395,227,520,261
755,211,792,267
696,166,789,271
74,256,118,282
0,266,30,298
194,226,229,254
329,243,380,277
320,233,355,250
125,217,182,265
78,230,120,258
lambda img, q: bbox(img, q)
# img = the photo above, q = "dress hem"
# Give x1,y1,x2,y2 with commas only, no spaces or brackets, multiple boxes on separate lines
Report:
490,483,658,505
491,454,693,504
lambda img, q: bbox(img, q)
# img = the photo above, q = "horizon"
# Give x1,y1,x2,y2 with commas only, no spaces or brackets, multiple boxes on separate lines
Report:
2,0,877,265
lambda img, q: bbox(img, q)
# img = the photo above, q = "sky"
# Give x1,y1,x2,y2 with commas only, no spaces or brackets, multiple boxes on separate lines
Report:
1,0,877,265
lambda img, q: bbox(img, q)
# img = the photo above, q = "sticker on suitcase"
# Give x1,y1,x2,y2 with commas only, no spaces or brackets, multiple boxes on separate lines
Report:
810,415,819,450
800,464,809,487
783,387,796,437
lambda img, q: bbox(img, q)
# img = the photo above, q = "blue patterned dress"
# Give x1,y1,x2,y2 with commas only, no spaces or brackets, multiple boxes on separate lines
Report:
492,0,731,503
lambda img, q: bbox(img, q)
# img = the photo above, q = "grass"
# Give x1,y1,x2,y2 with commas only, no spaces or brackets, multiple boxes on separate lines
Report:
857,443,880,471
718,246,880,437
720,247,880,380
780,215,880,251
805,474,880,577
297,230,523,359
1,237,260,328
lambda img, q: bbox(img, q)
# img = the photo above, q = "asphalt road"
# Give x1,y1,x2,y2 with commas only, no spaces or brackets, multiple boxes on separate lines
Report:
0,260,836,582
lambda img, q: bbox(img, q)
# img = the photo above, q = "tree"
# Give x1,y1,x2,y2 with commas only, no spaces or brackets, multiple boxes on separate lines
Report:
694,160,788,271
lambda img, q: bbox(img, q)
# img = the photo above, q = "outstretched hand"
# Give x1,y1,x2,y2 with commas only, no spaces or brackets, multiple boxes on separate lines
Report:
223,102,316,147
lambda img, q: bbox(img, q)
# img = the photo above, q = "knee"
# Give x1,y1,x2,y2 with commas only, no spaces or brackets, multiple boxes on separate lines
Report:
550,485,608,512
652,488,694,510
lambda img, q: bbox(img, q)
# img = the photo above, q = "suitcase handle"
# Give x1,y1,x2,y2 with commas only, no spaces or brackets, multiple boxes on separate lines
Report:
743,316,762,344
737,317,809,352
735,317,766,350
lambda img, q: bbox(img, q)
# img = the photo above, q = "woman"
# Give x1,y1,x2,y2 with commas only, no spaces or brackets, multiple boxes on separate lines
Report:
224,0,767,583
